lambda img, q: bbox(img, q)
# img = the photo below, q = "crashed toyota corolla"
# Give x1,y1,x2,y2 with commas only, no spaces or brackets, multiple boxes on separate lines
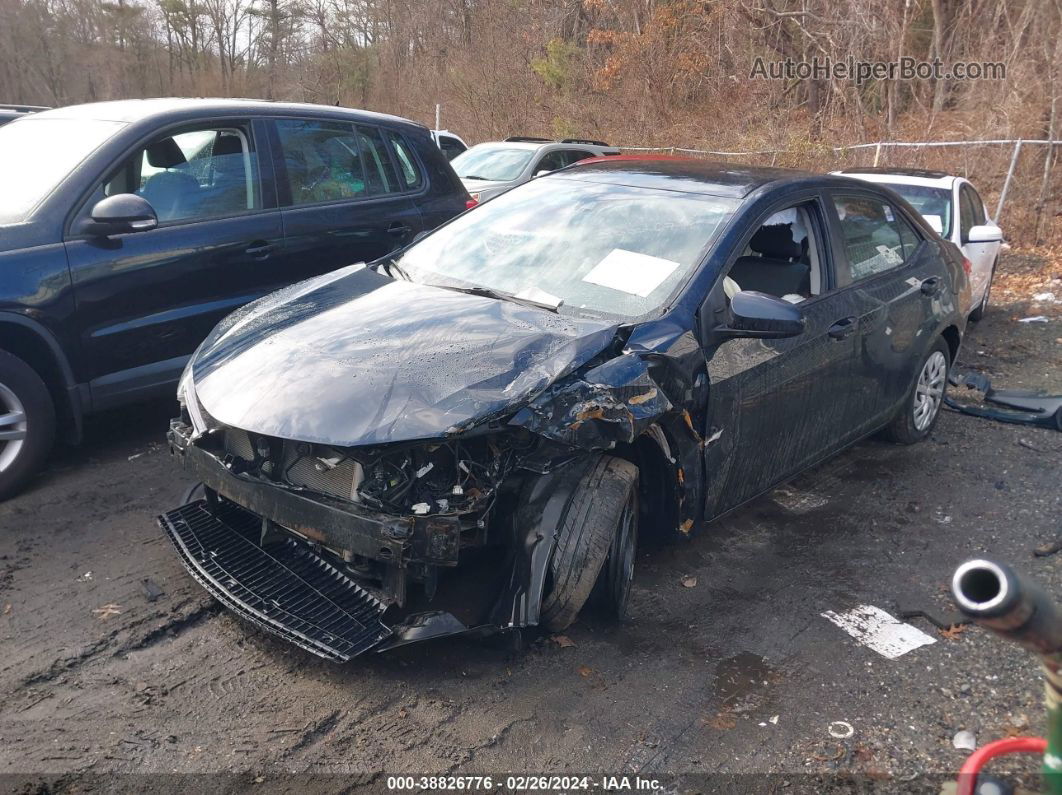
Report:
160,159,967,660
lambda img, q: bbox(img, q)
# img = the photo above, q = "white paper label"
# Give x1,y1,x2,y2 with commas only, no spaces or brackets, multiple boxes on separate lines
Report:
582,249,679,297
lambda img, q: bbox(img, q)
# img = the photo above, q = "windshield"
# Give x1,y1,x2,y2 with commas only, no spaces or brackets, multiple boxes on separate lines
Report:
0,117,125,224
881,183,953,238
393,177,738,320
452,144,535,182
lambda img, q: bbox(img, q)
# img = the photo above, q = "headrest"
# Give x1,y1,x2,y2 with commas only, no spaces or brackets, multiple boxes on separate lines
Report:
750,223,801,259
213,134,243,157
145,138,186,169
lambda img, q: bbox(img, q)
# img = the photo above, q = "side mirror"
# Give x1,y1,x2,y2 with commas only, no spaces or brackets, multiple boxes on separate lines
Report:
81,193,158,236
966,223,1002,244
723,291,805,339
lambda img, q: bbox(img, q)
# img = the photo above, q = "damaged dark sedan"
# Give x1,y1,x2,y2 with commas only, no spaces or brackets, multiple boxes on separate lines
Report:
159,158,969,660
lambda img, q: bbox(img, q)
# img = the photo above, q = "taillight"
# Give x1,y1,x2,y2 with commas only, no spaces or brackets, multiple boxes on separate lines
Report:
962,257,972,275
465,195,479,210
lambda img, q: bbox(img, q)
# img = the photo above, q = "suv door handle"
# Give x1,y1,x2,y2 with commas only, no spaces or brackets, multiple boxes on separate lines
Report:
828,316,858,340
387,223,413,238
920,276,942,296
245,241,273,259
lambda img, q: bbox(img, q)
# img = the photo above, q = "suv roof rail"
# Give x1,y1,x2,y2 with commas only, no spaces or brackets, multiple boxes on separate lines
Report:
0,104,49,113
503,136,552,143
560,138,610,146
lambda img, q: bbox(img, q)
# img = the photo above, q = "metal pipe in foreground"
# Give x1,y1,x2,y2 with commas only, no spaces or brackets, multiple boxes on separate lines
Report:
952,558,1062,793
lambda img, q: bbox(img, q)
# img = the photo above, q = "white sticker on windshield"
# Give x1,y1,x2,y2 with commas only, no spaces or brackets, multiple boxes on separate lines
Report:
583,249,679,297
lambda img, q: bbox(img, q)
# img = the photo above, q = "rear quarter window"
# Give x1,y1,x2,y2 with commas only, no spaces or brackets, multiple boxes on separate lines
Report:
384,130,424,190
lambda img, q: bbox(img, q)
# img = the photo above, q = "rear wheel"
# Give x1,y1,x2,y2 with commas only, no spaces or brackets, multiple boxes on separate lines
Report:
540,455,639,632
0,350,55,501
882,338,950,445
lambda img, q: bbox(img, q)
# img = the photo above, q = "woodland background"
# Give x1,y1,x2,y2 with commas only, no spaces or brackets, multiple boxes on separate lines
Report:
0,0,1059,242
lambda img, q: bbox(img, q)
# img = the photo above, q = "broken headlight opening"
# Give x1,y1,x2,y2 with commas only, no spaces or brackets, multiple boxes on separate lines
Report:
219,425,533,517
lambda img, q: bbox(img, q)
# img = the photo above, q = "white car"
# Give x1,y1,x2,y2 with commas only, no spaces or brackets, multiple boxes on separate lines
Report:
430,129,468,161
452,137,620,204
833,168,1003,320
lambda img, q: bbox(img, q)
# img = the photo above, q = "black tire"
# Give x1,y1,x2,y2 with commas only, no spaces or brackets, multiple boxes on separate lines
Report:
968,257,997,322
882,338,950,445
540,455,639,633
0,350,56,501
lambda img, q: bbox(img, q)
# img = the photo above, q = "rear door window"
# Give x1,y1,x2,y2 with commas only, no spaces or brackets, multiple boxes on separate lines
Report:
355,125,401,195
831,195,911,282
385,130,424,190
276,119,367,205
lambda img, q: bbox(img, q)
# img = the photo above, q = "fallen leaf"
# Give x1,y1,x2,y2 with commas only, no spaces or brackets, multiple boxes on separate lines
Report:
577,665,593,678
398,707,408,718
940,623,967,640
681,576,698,588
2,603,10,616
92,604,122,620
552,634,576,648
705,711,736,730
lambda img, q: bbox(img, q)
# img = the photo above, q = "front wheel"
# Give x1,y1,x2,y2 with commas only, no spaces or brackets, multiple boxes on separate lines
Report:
0,350,55,501
882,338,950,445
540,455,639,632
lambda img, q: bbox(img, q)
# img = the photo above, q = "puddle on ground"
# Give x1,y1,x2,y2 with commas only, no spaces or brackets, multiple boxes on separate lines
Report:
710,651,781,719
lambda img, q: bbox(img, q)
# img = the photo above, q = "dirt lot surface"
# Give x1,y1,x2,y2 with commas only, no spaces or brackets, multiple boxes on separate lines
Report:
1,251,1060,792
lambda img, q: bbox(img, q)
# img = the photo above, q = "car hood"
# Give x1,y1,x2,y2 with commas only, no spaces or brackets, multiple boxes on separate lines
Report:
190,264,620,447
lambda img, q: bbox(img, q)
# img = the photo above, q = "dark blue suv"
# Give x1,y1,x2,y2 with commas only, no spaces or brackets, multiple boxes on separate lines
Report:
0,98,470,498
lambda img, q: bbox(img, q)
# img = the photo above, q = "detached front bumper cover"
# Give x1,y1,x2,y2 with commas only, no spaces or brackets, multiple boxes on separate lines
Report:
159,500,391,661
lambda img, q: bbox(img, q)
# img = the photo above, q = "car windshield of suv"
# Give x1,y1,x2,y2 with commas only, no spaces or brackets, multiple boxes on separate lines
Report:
880,182,952,238
451,145,535,182
393,177,738,320
0,117,126,223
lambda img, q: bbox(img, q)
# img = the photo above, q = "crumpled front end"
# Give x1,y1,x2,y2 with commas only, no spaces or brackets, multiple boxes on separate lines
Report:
161,412,548,659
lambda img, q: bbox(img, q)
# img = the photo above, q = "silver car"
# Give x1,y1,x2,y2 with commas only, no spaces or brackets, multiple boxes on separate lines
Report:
453,136,620,203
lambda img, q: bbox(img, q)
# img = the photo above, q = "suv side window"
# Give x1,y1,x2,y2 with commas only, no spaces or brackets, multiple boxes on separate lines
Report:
104,126,259,223
437,135,465,161
384,129,424,190
356,125,401,195
562,149,594,167
958,185,977,241
831,195,910,282
276,119,367,205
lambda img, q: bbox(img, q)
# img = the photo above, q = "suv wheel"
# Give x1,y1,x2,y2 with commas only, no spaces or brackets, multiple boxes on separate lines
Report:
0,350,55,501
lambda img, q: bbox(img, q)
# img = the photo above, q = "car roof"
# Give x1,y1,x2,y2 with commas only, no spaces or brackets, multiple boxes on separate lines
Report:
555,157,828,198
30,97,426,130
836,166,952,179
467,139,616,152
833,169,957,189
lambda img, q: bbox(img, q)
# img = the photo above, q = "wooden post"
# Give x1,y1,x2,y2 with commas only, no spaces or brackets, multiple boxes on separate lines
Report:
873,142,883,167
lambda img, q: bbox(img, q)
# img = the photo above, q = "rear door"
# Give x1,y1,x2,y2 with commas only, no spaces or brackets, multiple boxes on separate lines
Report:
272,118,424,275
64,118,285,408
824,191,941,430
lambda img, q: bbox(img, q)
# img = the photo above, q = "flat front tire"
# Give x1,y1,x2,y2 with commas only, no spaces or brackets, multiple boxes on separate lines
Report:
883,338,950,445
540,455,639,633
0,350,55,501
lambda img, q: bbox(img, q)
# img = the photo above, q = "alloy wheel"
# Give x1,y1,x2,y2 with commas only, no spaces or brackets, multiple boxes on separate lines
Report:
913,350,947,431
0,381,28,473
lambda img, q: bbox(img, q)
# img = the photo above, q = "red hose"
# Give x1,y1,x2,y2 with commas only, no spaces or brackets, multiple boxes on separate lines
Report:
957,736,1047,795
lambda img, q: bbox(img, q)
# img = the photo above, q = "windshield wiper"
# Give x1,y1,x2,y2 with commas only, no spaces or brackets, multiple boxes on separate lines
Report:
460,174,493,181
376,257,412,282
433,284,561,313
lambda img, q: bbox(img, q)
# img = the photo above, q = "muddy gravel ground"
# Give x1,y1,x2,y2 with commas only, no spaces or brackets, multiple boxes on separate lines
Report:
1,253,1060,793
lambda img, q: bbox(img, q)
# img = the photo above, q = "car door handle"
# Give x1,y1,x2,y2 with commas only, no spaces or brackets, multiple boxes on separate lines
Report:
828,316,858,340
920,276,942,296
387,223,413,238
245,241,273,259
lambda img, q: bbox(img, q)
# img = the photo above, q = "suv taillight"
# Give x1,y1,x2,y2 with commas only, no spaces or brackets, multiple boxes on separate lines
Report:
962,257,972,275
465,196,478,210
